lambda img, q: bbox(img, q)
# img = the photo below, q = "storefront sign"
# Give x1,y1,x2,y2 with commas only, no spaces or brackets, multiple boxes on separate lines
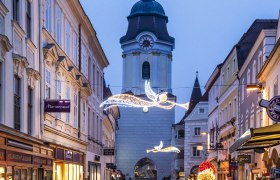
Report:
260,96,280,122
237,155,251,163
106,163,116,169
6,150,32,164
65,150,73,161
103,148,115,156
44,100,70,113
0,149,4,161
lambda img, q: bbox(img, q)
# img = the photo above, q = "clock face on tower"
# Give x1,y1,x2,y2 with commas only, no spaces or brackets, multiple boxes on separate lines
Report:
139,35,154,50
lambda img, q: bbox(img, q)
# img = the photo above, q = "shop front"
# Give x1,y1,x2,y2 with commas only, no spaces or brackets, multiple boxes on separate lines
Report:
52,147,84,180
0,126,54,180
88,161,101,180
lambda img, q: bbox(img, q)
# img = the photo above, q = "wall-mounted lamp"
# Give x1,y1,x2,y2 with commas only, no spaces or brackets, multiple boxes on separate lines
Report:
246,84,262,92
197,145,204,151
201,132,208,135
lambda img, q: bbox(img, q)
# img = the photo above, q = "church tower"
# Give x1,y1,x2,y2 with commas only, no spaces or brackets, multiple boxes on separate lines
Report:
116,0,175,179
120,0,174,94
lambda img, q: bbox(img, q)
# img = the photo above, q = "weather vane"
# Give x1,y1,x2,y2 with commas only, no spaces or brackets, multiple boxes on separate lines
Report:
100,81,189,112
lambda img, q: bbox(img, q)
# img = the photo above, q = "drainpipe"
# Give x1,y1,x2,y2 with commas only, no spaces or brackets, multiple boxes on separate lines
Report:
38,0,44,138
78,24,82,138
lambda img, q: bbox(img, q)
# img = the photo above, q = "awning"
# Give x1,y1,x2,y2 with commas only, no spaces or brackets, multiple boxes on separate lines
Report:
229,123,280,153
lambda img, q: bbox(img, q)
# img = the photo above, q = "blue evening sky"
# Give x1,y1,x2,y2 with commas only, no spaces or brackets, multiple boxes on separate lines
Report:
80,0,280,122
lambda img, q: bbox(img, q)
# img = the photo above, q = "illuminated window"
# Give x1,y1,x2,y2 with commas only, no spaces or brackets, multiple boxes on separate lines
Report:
142,61,150,79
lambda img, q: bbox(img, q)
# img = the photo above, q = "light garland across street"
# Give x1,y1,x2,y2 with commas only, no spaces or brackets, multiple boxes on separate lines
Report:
100,81,189,111
146,141,180,153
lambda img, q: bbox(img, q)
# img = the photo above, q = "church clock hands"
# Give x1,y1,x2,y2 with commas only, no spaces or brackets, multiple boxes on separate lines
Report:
139,35,153,50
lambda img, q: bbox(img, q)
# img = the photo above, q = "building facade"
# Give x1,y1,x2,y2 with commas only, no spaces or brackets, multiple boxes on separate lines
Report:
183,75,208,179
204,63,222,178
237,26,277,179
0,0,112,179
116,0,175,179
0,0,54,179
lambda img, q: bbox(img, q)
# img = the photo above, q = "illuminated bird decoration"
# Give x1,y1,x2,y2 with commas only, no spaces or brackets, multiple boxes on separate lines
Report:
146,141,180,153
100,81,189,111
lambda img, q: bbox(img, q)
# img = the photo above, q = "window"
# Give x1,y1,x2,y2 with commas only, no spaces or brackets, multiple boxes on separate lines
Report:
226,65,230,81
82,46,88,77
194,127,201,136
27,87,33,135
233,59,236,74
45,69,51,99
73,32,78,66
241,78,245,101
142,61,150,79
55,4,62,45
45,0,52,32
26,0,32,39
258,52,262,72
82,101,86,131
65,20,71,56
178,130,185,139
0,62,2,118
247,69,251,84
66,87,70,123
199,108,205,114
14,75,21,131
92,64,96,91
252,61,256,83
74,93,78,128
192,147,200,157
56,77,61,119
13,0,20,22
274,76,278,96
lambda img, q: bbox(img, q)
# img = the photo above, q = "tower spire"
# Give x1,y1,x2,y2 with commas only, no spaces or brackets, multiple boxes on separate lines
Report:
186,72,202,116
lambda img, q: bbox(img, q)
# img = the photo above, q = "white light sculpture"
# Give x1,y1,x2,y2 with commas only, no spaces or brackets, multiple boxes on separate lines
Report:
100,81,189,111
146,141,180,153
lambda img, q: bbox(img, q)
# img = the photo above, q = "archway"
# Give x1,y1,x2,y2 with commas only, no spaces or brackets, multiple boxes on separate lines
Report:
134,158,157,180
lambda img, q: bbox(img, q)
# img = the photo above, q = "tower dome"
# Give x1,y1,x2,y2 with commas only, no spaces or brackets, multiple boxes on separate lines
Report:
120,0,174,44
128,0,167,20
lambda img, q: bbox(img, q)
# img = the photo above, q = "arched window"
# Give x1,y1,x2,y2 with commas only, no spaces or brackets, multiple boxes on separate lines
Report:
142,61,150,79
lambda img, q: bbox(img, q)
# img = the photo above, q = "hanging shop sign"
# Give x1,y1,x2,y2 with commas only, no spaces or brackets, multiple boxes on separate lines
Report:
259,96,280,122
106,163,117,170
103,148,115,156
179,172,185,177
44,100,70,113
237,155,251,163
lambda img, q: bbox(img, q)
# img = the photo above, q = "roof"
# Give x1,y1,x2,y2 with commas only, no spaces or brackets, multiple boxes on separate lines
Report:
128,0,167,20
229,123,280,153
120,0,174,44
233,19,278,69
177,73,202,125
